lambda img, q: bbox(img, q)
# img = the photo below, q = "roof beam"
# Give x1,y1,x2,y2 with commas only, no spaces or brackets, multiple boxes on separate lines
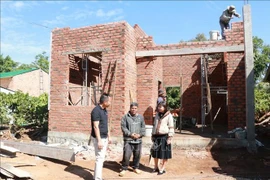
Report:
62,48,110,55
136,45,244,58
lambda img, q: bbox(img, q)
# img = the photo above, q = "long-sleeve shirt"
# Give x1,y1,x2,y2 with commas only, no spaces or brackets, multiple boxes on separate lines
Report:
121,112,145,143
220,9,240,24
152,111,175,137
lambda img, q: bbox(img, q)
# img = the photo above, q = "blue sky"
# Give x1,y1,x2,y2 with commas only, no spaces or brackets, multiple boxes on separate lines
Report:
1,0,269,64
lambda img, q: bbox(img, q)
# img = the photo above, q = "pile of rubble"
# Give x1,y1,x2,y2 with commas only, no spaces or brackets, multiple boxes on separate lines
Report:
228,127,264,147
255,112,270,138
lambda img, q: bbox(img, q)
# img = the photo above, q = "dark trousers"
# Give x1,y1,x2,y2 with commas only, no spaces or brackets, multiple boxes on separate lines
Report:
219,20,230,39
122,141,142,170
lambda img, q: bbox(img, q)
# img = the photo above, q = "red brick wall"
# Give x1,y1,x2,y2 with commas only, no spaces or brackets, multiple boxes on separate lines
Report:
136,22,246,130
136,36,159,125
134,24,148,38
122,23,137,118
227,52,246,129
50,21,130,135
49,20,246,139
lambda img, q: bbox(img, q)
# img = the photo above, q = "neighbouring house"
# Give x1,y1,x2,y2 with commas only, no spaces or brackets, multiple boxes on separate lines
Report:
0,68,49,97
48,19,249,144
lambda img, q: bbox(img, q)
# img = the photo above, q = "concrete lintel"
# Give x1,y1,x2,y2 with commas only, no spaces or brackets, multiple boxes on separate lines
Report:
62,48,110,55
2,140,75,162
243,4,257,153
136,45,244,58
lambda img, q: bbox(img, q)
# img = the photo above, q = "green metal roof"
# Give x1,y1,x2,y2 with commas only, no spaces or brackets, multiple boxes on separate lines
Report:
0,68,39,78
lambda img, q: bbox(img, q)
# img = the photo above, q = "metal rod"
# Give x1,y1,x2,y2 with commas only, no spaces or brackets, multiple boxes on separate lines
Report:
200,55,205,132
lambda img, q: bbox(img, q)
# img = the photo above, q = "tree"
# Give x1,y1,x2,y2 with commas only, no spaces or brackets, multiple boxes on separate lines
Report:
32,52,49,73
166,87,181,109
179,33,208,43
0,54,19,73
255,82,270,119
17,63,35,70
253,36,270,82
190,33,208,42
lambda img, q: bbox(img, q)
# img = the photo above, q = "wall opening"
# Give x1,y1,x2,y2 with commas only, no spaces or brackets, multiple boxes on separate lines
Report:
68,52,102,106
202,53,228,127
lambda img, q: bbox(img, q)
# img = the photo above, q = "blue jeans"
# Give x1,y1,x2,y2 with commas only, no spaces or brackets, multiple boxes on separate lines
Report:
219,20,230,39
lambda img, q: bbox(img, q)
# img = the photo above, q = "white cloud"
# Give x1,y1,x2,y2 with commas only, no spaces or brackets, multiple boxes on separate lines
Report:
1,42,49,56
42,10,95,27
13,1,24,9
44,1,63,4
1,30,50,63
42,8,124,27
113,16,125,21
96,8,123,19
61,6,69,11
1,1,38,12
1,17,26,31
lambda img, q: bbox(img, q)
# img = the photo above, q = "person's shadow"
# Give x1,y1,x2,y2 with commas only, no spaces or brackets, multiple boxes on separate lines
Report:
64,164,94,180
104,160,153,173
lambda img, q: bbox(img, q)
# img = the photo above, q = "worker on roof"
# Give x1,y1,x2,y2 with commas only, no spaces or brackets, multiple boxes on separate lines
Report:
219,5,241,40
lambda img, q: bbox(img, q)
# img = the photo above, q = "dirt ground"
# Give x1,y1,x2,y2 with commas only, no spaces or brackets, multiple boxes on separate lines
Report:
1,146,270,180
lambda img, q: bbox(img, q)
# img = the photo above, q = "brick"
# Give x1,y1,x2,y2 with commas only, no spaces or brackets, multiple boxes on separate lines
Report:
50,21,246,137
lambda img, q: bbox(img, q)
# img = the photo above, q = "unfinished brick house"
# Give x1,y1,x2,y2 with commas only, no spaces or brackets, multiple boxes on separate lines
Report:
48,20,246,144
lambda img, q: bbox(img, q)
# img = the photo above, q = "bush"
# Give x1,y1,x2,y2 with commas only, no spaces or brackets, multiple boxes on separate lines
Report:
255,82,270,118
0,91,48,127
166,87,181,110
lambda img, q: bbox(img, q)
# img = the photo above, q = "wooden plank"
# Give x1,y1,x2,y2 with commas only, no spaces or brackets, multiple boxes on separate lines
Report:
136,45,244,57
2,140,75,162
0,143,19,157
2,161,36,167
0,168,15,178
0,163,31,178
1,145,20,153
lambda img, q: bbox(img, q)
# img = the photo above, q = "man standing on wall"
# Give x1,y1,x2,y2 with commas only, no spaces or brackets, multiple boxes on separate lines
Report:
219,5,241,40
91,93,111,180
119,102,146,177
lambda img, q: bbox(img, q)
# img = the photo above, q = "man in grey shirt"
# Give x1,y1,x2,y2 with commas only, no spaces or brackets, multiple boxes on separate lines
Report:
119,102,146,177
219,5,241,40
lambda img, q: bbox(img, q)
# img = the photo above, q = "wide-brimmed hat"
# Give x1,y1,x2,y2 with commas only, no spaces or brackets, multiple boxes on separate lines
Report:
227,5,235,11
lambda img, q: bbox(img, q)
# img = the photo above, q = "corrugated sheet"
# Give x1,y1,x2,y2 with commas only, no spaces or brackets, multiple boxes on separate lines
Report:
0,68,39,78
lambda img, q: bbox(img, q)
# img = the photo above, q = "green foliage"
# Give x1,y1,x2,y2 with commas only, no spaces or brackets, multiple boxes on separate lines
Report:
0,92,48,127
32,51,49,73
190,33,208,42
255,82,270,118
166,87,181,109
0,54,19,73
17,63,35,70
179,33,208,43
0,52,49,73
253,36,270,82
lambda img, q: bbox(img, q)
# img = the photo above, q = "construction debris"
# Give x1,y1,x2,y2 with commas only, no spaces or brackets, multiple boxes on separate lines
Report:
228,127,265,147
0,162,32,179
227,127,245,138
0,142,19,158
